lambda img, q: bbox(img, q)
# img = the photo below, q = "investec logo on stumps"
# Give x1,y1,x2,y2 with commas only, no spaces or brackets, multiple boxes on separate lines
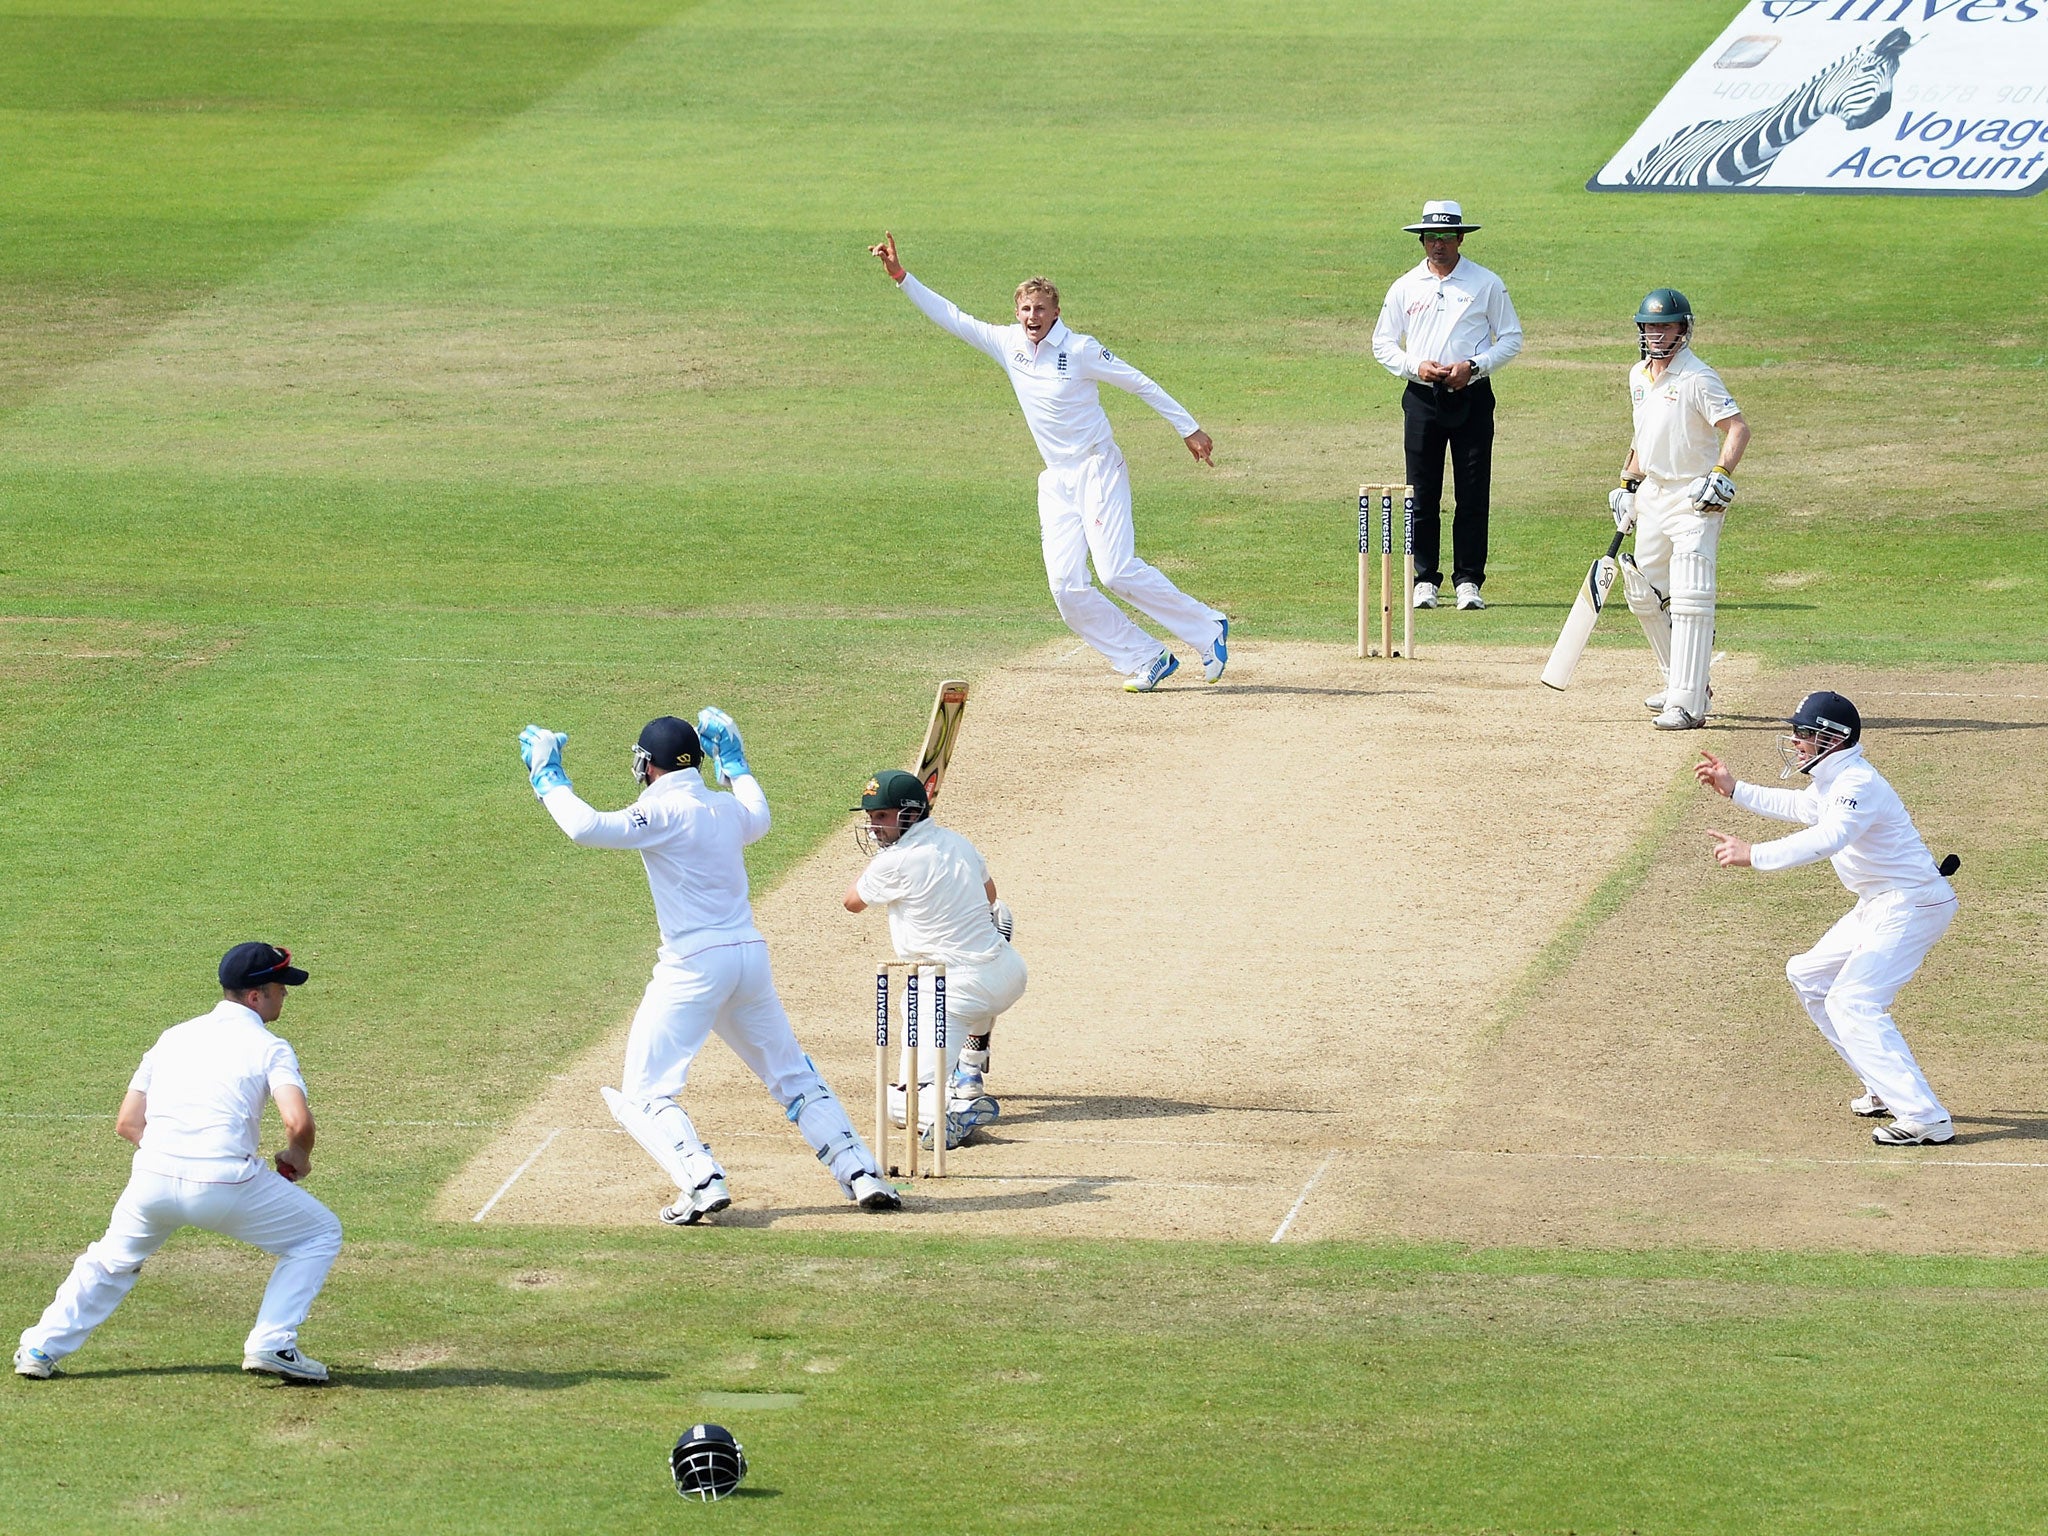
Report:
1589,0,2048,197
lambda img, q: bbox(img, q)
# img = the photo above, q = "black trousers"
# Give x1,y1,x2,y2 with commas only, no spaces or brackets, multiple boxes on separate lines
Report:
1401,377,1495,589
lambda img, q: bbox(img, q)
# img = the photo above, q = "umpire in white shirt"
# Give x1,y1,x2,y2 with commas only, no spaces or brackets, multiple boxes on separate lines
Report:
1370,201,1523,611
15,943,343,1383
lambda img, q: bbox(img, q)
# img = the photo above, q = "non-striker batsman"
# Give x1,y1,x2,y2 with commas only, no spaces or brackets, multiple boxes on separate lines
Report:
1609,288,1751,730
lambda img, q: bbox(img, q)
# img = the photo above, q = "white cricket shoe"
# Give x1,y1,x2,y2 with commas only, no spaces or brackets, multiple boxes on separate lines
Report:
1202,617,1229,683
243,1347,329,1383
1872,1118,1954,1145
660,1174,732,1227
1455,581,1485,611
14,1347,55,1379
850,1172,902,1211
1850,1093,1891,1118
1653,704,1706,730
1413,581,1439,610
1124,650,1179,693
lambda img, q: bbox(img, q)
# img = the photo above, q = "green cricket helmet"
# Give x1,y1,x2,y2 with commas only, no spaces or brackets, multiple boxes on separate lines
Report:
1635,287,1694,359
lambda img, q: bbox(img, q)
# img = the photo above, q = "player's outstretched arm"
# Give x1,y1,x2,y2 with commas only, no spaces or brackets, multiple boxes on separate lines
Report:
873,234,1006,360
517,726,660,849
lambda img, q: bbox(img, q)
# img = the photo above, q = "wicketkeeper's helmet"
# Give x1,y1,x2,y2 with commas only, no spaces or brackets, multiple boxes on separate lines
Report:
1634,287,1694,358
670,1423,747,1501
1777,690,1861,778
634,716,702,784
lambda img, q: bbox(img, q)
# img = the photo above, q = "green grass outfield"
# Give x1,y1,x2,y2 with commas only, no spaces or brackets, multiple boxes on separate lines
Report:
1,0,2044,1529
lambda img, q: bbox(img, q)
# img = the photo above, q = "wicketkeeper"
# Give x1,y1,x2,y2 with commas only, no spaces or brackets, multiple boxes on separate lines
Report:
843,770,1022,1148
517,714,900,1222
1608,288,1751,730
1696,691,1960,1145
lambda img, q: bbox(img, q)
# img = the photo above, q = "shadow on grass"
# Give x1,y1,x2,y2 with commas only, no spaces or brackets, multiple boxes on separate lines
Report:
1710,711,2048,737
1950,1112,2048,1147
61,1363,667,1389
714,1175,1147,1223
341,1366,666,1390
1000,1094,1334,1126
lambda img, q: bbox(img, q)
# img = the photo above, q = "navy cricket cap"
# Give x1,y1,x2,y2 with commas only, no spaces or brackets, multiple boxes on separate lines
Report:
219,942,309,990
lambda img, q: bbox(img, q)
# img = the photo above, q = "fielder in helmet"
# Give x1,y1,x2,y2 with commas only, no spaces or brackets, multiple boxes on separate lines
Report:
1607,287,1751,730
515,713,901,1221
843,769,1022,1148
1694,691,1961,1145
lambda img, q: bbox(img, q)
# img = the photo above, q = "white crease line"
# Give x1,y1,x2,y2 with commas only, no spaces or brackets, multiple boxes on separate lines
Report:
1428,1147,2048,1172
1270,1153,1336,1245
0,1113,501,1128
471,1128,561,1223
1059,641,1091,661
1857,691,2048,702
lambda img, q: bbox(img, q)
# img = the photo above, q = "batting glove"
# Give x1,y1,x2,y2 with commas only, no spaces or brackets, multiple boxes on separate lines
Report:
1608,486,1637,534
1687,467,1737,511
518,725,572,798
695,707,752,783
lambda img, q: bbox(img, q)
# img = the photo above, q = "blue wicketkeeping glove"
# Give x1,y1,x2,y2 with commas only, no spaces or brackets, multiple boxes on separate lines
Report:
518,725,571,798
695,707,751,783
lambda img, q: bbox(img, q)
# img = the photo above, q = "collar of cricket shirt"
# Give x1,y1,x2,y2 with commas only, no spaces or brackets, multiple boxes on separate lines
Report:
1026,319,1073,359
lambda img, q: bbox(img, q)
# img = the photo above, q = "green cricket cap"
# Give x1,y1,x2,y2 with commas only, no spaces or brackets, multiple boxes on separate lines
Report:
854,769,930,813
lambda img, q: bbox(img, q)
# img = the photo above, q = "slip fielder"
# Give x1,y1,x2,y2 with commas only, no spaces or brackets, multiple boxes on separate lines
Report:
1696,691,1959,1145
842,769,1023,1148
517,714,900,1221
16,944,343,1383
1608,288,1751,730
870,232,1229,694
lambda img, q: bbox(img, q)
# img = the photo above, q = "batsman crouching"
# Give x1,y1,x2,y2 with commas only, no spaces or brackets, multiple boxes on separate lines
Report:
843,771,1022,1149
1696,691,1959,1146
517,715,900,1222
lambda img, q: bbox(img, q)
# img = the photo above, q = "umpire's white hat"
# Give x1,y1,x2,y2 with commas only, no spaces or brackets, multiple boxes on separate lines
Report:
1403,200,1480,234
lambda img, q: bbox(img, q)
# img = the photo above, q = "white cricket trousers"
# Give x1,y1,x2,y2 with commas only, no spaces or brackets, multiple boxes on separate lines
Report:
616,939,877,1194
895,942,1028,1098
1039,446,1223,675
1633,478,1724,716
624,940,817,1105
20,1165,342,1364
1787,879,1957,1126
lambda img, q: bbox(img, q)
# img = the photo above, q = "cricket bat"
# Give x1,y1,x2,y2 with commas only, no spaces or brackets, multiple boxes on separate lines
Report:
1539,528,1627,691
910,680,969,801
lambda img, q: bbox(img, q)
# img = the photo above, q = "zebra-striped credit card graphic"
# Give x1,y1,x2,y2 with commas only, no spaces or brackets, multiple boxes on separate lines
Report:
1590,2,2048,198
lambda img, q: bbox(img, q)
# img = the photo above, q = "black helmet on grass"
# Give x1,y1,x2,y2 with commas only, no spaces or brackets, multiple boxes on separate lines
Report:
670,1423,747,1501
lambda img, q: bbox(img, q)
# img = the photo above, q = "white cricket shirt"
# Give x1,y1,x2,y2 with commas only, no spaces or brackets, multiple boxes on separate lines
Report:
1734,746,1948,898
544,767,769,960
897,274,1198,467
1371,256,1523,383
854,818,1004,965
1629,348,1740,483
129,1000,308,1182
